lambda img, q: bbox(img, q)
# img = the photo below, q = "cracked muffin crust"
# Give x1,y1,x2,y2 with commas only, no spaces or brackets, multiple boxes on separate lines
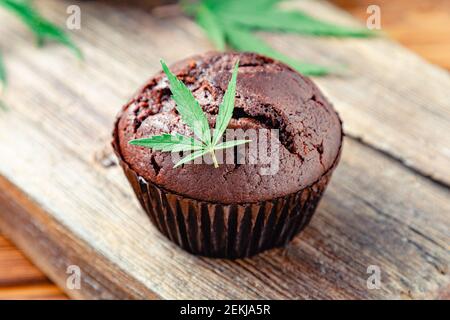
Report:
116,52,342,204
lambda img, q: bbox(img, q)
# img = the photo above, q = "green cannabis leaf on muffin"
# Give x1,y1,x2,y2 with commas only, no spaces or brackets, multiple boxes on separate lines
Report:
129,59,250,168
183,0,374,76
0,0,81,88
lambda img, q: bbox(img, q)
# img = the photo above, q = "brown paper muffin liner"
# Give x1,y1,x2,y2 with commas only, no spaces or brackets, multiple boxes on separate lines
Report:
112,124,337,258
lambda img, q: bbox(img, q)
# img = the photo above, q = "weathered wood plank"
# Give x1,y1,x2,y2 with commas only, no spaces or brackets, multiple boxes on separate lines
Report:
0,176,159,299
0,0,448,299
3,0,449,299
275,0,450,186
0,134,448,299
4,0,449,185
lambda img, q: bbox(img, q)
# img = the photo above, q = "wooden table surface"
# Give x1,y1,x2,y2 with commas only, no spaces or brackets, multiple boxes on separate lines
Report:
0,0,449,300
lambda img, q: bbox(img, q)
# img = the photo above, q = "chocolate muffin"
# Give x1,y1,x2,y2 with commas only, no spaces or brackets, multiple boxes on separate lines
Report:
112,52,342,258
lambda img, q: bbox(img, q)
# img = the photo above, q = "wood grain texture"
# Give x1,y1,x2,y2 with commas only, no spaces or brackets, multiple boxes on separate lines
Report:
0,283,67,300
0,234,66,299
0,235,47,286
331,0,450,70
0,0,449,299
281,1,450,187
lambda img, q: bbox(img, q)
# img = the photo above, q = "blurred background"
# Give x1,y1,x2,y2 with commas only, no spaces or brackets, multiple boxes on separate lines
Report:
0,0,449,299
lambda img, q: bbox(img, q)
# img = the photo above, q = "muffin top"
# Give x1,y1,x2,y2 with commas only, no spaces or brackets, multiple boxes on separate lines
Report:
116,52,342,203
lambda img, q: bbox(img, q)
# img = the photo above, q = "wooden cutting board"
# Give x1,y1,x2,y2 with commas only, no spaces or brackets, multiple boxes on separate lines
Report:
0,0,448,299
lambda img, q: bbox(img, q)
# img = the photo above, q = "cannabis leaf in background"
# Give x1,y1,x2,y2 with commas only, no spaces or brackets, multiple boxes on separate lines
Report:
0,0,81,88
185,0,374,76
0,52,5,86
0,52,5,109
129,60,251,168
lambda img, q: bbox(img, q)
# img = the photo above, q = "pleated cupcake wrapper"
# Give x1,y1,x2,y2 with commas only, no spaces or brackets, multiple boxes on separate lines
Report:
114,156,331,258
112,118,336,258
